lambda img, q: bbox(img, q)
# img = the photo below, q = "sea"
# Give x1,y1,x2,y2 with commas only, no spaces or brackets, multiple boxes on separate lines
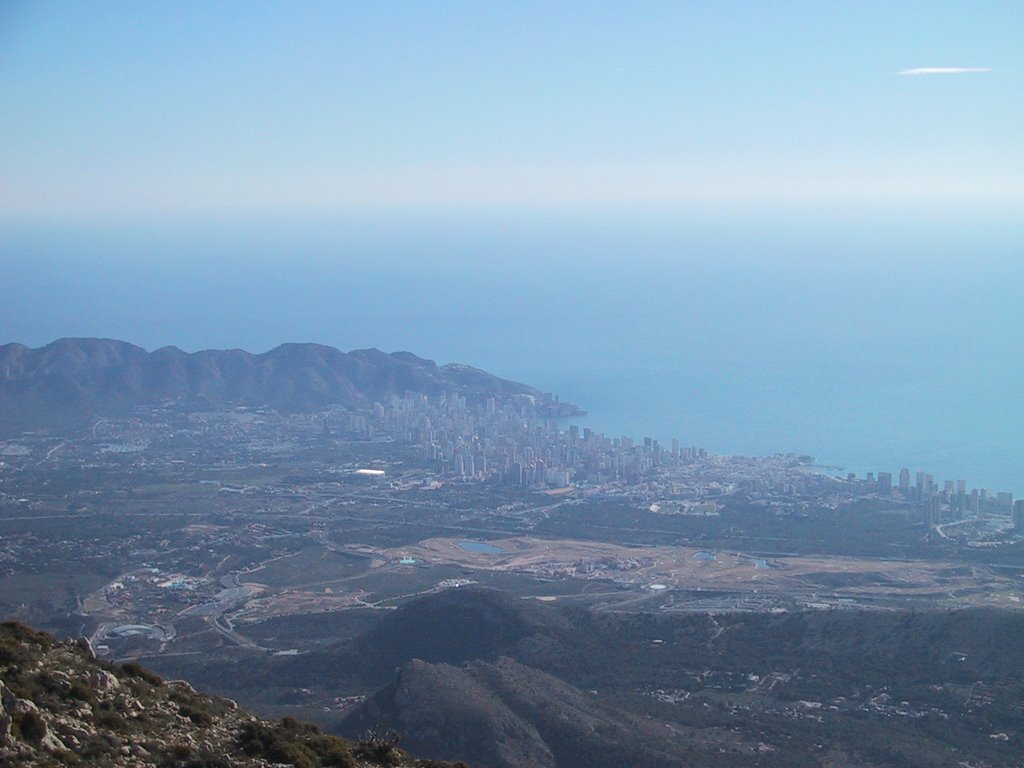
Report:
2,210,1022,494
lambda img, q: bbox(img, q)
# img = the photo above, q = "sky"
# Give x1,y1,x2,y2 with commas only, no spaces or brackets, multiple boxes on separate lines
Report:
2,1,1022,221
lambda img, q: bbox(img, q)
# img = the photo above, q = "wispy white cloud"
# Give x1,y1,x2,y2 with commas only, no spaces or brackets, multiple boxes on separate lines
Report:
898,67,991,76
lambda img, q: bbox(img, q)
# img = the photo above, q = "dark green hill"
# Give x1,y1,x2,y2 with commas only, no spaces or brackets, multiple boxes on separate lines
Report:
324,593,1024,768
142,589,1024,768
342,656,719,768
316,587,571,686
343,659,555,768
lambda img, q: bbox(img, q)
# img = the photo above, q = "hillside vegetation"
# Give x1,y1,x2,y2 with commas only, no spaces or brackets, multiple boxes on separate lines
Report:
0,621,466,768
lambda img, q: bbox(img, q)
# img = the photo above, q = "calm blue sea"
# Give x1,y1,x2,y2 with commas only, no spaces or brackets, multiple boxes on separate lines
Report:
2,212,1021,494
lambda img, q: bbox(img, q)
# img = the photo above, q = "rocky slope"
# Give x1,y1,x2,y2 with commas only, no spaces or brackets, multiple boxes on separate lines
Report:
0,338,581,428
0,621,466,767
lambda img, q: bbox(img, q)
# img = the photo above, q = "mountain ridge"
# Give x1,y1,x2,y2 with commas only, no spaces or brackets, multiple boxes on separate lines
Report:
0,338,582,428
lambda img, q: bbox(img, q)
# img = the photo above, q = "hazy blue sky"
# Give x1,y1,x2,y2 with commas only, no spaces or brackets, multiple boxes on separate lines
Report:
2,1,1022,221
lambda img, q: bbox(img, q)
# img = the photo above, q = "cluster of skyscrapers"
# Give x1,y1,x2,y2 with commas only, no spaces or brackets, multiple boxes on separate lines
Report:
870,468,1021,529
337,390,705,488
335,389,1022,533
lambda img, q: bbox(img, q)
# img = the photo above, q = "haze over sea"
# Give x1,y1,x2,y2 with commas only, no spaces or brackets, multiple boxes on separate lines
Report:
3,212,1021,495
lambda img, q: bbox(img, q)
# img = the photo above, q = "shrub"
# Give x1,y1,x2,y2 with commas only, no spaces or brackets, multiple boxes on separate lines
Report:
305,733,357,768
238,722,275,755
237,720,355,768
15,710,48,743
80,734,115,759
95,708,128,731
355,727,405,767
0,621,54,650
172,743,192,759
68,679,96,702
121,661,163,686
35,671,61,693
0,638,19,666
178,702,213,727
267,740,317,768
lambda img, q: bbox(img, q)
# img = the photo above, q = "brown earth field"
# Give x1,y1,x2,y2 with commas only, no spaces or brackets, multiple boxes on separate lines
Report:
360,536,1024,611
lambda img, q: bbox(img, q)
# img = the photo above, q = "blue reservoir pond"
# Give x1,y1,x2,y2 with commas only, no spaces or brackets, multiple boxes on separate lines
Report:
694,551,716,562
457,540,504,554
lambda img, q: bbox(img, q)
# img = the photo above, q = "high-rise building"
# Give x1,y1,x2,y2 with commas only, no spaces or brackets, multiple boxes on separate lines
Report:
928,495,942,526
955,480,967,518
899,468,911,491
997,492,1014,516
877,472,893,493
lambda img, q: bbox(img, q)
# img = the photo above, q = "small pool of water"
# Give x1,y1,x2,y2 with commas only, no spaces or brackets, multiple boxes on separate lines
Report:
457,540,504,554
694,551,716,561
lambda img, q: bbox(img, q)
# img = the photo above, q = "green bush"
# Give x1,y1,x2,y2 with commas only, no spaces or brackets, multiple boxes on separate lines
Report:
15,710,48,743
237,720,356,768
68,679,96,702
305,733,357,767
95,708,128,731
355,726,405,766
35,671,61,693
0,637,19,666
171,743,192,759
0,621,54,650
121,661,163,686
237,722,274,755
178,702,213,727
158,742,197,766
268,740,318,768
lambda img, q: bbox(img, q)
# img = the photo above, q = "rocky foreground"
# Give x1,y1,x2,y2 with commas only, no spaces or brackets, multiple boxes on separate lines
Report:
0,621,467,768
